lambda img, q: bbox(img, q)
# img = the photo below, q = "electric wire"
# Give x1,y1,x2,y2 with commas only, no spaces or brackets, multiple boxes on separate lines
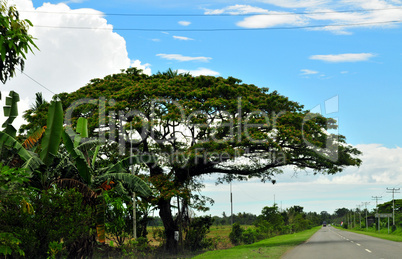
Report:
15,68,56,95
32,19,402,32
19,6,402,17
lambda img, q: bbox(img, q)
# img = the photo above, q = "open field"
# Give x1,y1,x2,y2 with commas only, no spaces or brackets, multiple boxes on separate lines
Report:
193,226,321,259
146,225,246,249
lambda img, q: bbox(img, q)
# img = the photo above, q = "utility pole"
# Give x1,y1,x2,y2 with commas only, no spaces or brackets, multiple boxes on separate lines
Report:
372,196,382,211
130,125,137,239
372,196,382,231
362,202,370,230
357,204,362,228
230,181,233,225
386,188,400,226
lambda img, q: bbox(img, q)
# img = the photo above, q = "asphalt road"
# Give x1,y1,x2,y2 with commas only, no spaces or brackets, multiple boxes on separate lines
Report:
282,226,402,259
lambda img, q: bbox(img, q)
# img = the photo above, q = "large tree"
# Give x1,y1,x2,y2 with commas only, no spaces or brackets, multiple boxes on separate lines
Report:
23,68,362,251
0,2,38,85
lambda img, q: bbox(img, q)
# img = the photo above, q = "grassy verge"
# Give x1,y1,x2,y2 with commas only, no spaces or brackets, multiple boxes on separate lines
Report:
334,226,402,242
193,226,321,259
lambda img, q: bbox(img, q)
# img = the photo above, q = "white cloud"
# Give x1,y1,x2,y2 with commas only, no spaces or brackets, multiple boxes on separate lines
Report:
237,12,307,28
204,5,307,29
210,1,402,34
130,60,152,76
257,0,328,8
63,0,88,3
300,69,319,75
5,0,132,103
177,68,220,76
204,4,269,15
178,21,191,26
310,53,376,62
2,0,150,131
173,36,194,41
305,4,402,34
312,144,402,185
156,54,212,62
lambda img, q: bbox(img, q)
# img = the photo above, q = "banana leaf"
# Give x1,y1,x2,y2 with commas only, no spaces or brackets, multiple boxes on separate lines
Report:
61,130,92,185
40,101,63,166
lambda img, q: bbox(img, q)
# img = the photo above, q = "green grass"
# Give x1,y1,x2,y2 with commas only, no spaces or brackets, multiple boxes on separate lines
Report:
335,226,402,242
193,226,321,259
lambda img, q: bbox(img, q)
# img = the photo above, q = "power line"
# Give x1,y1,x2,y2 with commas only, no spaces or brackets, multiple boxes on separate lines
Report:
15,68,56,95
19,6,402,17
32,19,402,32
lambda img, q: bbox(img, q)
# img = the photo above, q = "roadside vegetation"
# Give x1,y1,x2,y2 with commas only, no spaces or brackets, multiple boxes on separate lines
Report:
193,226,321,259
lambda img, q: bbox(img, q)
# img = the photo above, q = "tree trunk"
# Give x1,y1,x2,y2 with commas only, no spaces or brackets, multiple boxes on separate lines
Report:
158,197,178,253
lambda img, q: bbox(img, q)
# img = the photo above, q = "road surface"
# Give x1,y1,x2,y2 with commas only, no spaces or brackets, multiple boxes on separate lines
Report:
282,225,402,259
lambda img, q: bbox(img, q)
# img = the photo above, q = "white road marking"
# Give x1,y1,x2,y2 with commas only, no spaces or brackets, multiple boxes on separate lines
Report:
365,249,372,253
356,243,361,246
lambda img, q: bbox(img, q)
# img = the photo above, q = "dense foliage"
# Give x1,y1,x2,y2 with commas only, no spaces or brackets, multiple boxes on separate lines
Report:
0,183,95,258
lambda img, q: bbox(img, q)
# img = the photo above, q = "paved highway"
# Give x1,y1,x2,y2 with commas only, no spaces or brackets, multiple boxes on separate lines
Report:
282,226,402,259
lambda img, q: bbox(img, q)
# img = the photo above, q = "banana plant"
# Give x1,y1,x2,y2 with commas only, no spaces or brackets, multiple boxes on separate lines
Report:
2,91,19,137
60,116,154,243
1,96,155,243
0,91,43,171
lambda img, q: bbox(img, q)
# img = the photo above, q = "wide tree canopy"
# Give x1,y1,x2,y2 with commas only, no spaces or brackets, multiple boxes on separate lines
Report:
21,68,362,250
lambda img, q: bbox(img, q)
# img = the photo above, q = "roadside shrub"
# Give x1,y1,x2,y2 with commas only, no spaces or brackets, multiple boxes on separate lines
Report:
184,216,214,251
254,227,270,241
241,228,257,244
254,220,275,238
229,223,244,246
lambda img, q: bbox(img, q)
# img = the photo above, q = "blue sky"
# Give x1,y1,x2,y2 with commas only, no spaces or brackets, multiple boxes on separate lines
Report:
3,0,402,216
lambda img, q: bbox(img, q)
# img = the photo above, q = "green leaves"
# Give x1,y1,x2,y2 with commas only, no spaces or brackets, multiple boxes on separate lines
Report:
0,2,38,83
1,91,20,137
74,117,89,147
0,232,25,257
0,131,34,163
40,101,63,166
61,130,92,185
